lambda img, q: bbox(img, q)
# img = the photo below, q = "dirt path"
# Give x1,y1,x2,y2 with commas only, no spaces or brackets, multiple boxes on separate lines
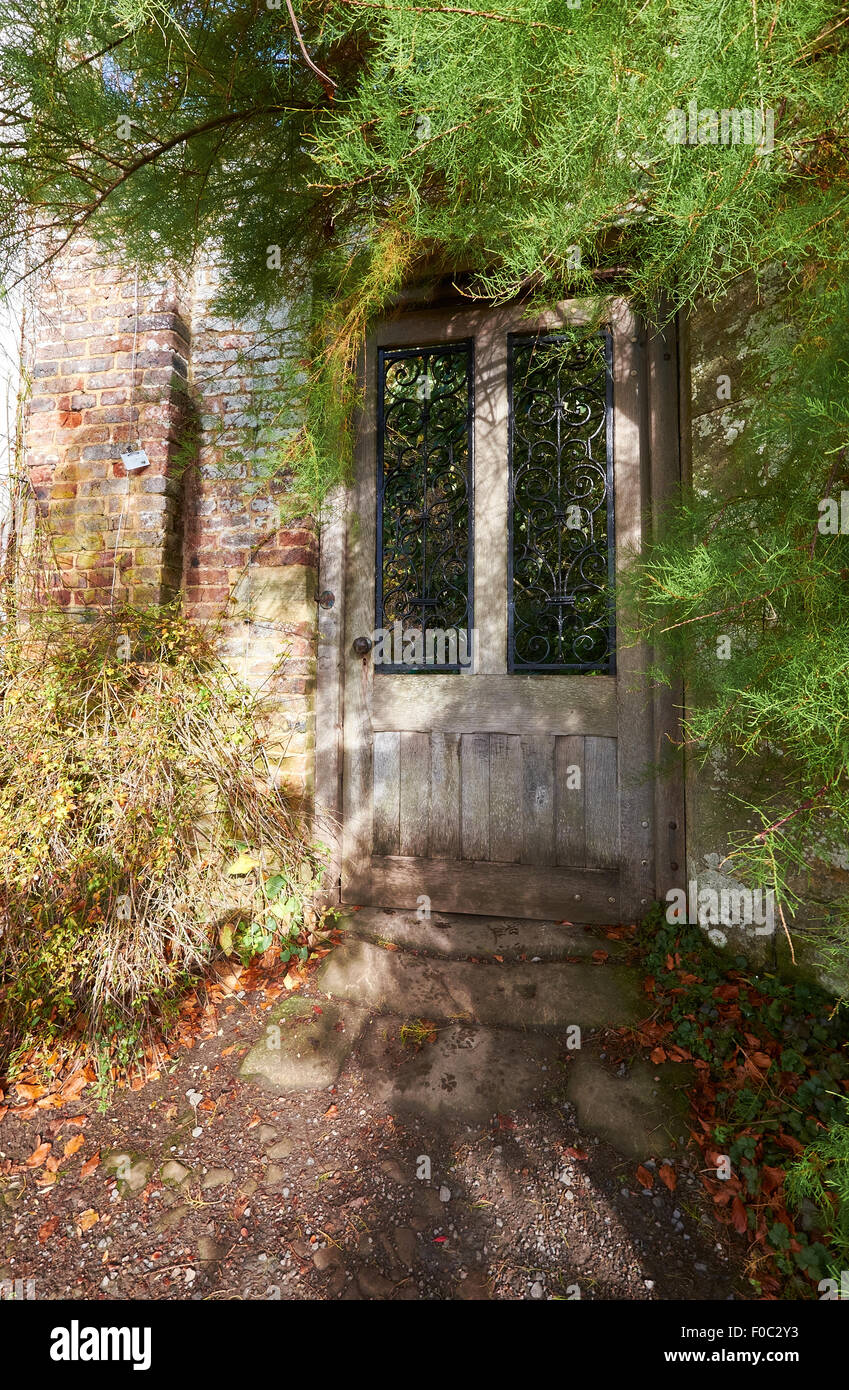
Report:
0,916,744,1301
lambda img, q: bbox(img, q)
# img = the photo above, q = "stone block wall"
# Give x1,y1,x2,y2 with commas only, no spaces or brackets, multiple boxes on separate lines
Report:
685,274,845,988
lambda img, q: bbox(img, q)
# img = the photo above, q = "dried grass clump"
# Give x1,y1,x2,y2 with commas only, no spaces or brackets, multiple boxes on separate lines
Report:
0,602,324,1066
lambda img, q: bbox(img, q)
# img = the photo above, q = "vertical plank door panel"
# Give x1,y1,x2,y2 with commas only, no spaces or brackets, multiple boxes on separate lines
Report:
556,734,586,867
399,731,431,857
429,731,461,859
585,734,619,868
489,733,522,862
521,734,556,866
460,732,491,861
372,730,401,856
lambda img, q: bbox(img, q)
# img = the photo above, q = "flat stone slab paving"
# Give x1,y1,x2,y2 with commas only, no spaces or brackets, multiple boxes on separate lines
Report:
240,994,369,1092
317,938,642,1030
356,1016,561,1124
345,907,629,961
565,1055,695,1160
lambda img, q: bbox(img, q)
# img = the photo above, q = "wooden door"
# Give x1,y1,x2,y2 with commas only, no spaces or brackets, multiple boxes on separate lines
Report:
340,300,657,923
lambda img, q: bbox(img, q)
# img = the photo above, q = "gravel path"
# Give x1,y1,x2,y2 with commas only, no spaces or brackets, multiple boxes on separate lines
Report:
0,970,742,1302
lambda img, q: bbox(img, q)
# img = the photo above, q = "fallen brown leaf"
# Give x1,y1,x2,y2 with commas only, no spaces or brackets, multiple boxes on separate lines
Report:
15,1083,47,1101
80,1152,100,1178
59,1073,88,1101
37,1215,58,1243
731,1196,748,1235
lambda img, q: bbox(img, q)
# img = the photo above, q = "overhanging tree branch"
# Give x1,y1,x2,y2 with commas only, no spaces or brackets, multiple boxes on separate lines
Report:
284,0,337,98
16,102,320,282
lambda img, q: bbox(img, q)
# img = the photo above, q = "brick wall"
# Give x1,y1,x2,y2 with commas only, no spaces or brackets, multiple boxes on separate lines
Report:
182,263,317,802
22,246,318,803
24,244,189,607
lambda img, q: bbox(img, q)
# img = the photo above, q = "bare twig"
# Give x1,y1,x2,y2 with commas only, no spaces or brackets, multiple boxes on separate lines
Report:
14,103,320,285
284,0,337,97
754,785,830,842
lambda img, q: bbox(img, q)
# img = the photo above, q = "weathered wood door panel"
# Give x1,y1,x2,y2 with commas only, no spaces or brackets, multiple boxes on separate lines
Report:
340,301,659,923
369,729,619,868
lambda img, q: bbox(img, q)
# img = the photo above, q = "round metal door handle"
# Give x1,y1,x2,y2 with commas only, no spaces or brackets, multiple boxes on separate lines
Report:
352,635,373,656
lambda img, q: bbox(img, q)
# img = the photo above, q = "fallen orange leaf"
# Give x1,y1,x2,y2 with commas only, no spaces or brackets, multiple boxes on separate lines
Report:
64,1134,84,1158
636,1164,654,1189
60,1073,88,1101
80,1152,100,1178
77,1209,99,1232
658,1163,677,1191
37,1215,58,1243
26,1141,52,1168
16,1083,47,1101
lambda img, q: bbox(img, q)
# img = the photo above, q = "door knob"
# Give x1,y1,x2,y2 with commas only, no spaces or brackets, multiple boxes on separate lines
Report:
352,635,373,656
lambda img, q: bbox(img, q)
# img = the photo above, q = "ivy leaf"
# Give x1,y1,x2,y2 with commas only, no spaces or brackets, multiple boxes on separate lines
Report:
767,1221,790,1251
794,1242,830,1278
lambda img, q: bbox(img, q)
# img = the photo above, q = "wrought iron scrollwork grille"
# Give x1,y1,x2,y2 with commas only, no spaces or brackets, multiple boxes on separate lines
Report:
376,341,474,672
508,330,615,673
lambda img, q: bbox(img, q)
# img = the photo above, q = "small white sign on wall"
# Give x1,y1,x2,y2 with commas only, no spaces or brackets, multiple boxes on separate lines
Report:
120,447,150,472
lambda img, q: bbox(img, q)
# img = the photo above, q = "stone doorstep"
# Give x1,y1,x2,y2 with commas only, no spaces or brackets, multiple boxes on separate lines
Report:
238,997,692,1159
240,995,369,1093
343,905,629,962
565,1055,695,1161
239,916,690,1161
316,938,644,1031
355,1015,562,1125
